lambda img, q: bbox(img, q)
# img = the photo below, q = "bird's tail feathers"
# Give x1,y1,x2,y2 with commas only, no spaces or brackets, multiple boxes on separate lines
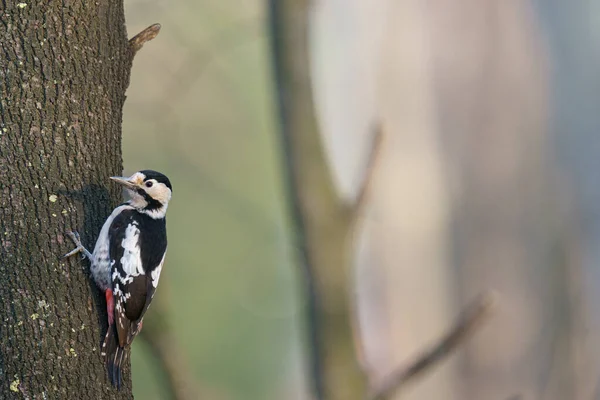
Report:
102,324,126,390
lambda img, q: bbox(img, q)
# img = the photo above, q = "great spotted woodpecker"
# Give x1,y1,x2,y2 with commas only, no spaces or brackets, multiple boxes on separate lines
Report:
64,170,172,389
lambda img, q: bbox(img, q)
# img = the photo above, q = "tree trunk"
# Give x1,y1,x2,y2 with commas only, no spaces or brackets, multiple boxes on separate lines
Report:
428,1,572,398
0,1,133,398
535,1,600,396
268,2,369,399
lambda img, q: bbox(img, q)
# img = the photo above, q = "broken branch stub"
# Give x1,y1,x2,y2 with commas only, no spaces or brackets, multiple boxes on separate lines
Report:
130,23,162,56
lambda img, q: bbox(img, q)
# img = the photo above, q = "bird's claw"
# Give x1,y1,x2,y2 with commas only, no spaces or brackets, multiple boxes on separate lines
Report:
62,231,92,260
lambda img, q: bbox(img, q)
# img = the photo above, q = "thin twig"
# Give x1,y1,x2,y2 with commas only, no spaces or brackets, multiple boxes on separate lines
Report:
348,124,385,224
369,291,497,400
129,23,161,56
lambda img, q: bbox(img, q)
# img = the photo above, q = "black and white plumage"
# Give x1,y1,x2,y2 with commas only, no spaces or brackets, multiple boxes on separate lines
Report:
64,170,172,389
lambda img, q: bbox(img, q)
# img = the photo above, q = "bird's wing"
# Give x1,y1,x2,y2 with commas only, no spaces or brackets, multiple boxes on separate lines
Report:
108,211,145,347
108,211,166,347
123,252,166,344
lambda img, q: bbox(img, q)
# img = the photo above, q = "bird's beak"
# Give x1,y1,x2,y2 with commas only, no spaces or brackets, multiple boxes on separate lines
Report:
110,176,138,190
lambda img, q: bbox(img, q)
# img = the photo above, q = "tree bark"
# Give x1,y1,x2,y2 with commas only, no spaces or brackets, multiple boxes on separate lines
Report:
0,1,133,398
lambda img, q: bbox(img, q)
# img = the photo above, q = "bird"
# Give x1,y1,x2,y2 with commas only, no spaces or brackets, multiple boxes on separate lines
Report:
63,169,173,389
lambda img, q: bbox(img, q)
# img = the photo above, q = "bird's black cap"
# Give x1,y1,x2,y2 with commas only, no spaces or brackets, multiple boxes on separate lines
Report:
140,170,173,192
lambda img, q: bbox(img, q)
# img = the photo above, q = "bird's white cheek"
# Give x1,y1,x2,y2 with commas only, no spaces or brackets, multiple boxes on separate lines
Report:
148,188,168,203
124,188,136,197
127,191,147,208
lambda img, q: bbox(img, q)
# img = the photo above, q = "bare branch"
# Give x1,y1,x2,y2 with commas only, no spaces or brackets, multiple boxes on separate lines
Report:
369,291,497,400
129,23,161,56
348,124,385,223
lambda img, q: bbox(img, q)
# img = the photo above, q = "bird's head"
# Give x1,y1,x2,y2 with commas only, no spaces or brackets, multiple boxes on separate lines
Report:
110,170,173,218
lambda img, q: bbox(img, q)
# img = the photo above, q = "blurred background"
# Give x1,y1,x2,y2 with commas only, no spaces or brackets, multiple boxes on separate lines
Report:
122,1,600,399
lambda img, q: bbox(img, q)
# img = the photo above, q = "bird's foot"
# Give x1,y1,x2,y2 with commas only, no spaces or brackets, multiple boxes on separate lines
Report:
62,231,93,260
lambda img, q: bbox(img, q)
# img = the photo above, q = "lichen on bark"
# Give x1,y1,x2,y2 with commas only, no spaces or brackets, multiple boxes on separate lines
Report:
0,1,134,398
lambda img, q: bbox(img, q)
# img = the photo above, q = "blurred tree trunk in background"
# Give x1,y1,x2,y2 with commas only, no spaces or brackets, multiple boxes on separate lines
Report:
534,1,600,398
310,0,583,399
269,1,370,399
428,1,576,398
369,2,460,398
312,1,459,399
0,1,133,398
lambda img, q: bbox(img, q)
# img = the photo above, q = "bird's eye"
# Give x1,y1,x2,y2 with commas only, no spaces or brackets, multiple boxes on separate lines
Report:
145,181,153,188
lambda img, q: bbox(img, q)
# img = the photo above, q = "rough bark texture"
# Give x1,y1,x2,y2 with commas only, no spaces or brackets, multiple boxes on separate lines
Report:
0,1,132,398
268,1,369,399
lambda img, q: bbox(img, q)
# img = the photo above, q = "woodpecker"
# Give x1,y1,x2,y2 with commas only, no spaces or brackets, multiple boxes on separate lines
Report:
63,170,172,389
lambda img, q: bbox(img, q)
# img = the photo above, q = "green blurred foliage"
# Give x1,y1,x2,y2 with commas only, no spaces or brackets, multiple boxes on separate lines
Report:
123,1,307,399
